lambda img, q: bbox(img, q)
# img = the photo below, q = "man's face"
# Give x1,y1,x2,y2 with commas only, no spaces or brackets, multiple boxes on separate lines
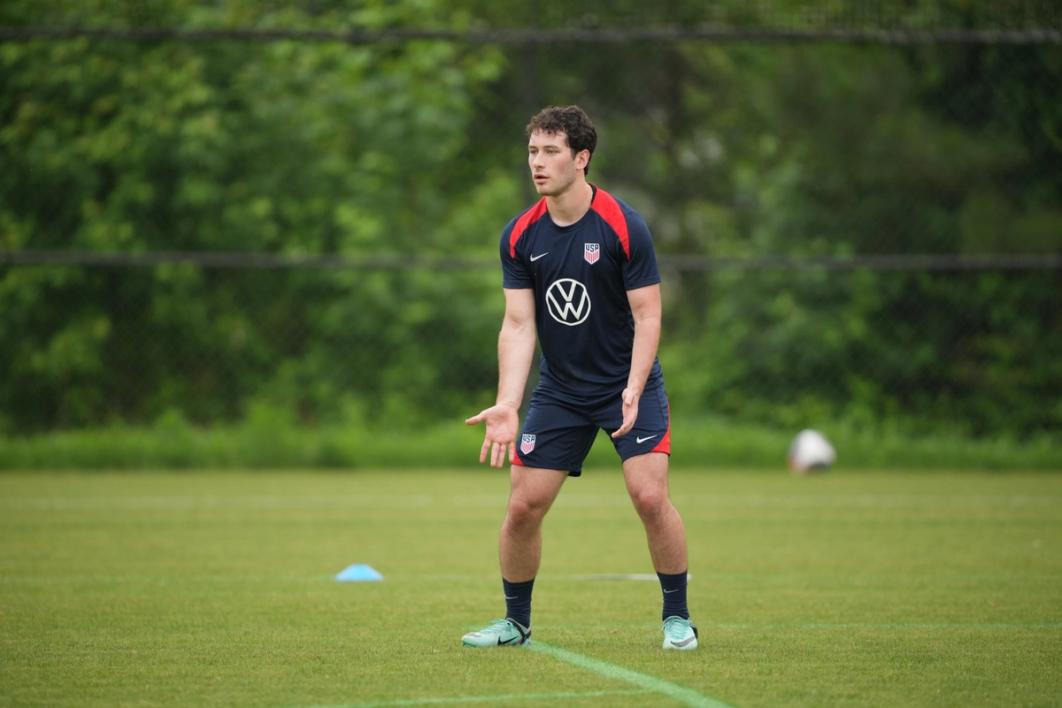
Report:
528,130,587,197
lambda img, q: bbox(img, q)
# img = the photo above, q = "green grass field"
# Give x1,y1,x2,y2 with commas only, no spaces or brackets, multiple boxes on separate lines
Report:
2,468,1060,706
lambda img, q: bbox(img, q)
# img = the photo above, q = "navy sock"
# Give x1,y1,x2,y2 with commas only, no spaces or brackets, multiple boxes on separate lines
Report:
657,570,689,621
502,577,534,629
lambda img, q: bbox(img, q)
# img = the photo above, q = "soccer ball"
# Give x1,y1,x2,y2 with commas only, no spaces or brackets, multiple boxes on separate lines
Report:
787,429,836,473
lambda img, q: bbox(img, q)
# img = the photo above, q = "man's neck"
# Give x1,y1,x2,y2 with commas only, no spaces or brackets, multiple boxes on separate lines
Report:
546,181,594,227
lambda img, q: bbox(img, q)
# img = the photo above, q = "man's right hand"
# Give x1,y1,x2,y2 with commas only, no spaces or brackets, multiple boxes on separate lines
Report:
465,404,520,468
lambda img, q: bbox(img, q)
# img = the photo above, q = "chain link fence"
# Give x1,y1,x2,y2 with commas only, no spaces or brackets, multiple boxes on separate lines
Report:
1,6,1060,440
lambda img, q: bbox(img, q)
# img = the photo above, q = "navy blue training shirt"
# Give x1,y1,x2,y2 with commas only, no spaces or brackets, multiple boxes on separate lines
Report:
500,185,664,401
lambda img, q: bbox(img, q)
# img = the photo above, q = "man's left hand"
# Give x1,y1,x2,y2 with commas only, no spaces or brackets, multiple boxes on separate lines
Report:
611,387,640,438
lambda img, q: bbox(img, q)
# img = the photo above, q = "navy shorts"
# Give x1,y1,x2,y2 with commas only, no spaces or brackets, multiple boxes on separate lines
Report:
511,384,671,476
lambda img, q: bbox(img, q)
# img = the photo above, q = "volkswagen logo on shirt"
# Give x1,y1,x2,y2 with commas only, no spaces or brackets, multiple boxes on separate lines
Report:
545,278,591,326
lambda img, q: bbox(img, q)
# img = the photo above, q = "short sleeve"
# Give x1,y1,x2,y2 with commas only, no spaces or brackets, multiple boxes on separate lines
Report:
500,225,533,289
622,211,661,290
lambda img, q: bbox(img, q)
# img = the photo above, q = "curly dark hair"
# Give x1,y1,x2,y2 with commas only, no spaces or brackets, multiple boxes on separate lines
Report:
526,105,597,176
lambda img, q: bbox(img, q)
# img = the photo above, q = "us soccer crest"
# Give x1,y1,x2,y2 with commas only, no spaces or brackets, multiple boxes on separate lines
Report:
584,242,600,264
520,434,536,455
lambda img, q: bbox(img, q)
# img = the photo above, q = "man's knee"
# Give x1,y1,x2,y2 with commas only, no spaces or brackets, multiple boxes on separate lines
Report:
629,483,669,520
505,494,551,529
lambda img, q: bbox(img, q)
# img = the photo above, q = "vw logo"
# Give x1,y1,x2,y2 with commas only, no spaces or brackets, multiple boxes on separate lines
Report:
545,278,591,326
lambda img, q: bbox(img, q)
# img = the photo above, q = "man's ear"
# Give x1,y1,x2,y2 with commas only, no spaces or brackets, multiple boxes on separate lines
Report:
574,149,590,170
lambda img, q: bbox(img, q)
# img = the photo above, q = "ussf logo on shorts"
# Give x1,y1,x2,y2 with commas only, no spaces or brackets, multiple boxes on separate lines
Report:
584,243,600,264
520,434,536,455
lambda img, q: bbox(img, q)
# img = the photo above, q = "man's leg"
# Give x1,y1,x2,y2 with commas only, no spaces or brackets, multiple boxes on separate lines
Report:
622,452,687,574
500,465,568,591
623,452,698,650
462,465,566,648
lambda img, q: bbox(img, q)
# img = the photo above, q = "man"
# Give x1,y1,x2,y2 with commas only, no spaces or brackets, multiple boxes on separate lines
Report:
463,105,697,651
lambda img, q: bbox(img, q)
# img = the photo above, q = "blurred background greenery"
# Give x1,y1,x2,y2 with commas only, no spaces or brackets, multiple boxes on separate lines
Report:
1,1,1059,468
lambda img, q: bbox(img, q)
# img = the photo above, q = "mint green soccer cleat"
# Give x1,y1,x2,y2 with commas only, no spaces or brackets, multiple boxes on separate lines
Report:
662,616,699,651
461,618,531,648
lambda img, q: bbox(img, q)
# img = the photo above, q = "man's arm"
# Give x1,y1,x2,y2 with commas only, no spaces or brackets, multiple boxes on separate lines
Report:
465,288,537,467
611,283,662,439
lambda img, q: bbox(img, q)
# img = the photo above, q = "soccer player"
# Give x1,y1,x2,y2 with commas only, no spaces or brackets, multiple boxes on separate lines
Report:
462,105,698,651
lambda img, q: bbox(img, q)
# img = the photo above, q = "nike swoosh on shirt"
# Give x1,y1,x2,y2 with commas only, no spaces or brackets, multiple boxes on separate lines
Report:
636,435,658,444
530,252,549,262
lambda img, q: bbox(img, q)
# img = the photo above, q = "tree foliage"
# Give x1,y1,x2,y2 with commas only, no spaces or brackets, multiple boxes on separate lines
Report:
1,1,1059,436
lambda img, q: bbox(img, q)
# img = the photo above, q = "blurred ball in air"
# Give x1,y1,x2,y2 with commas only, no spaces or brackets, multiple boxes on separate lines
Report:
787,429,836,473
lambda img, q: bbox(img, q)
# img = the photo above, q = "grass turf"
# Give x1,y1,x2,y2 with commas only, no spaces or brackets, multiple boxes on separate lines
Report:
1,468,1060,706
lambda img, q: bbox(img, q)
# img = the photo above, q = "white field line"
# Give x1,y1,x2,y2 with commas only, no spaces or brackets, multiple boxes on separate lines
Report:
305,688,651,706
530,641,732,708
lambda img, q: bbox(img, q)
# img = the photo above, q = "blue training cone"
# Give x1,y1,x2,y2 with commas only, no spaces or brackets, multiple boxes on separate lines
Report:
335,564,383,582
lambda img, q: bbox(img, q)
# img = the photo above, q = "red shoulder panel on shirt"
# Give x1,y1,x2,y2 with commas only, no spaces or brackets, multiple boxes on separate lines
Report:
590,187,630,260
509,199,549,258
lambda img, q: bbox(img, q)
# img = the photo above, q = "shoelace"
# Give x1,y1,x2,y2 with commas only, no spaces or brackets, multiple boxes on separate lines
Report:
663,618,690,639
488,619,513,633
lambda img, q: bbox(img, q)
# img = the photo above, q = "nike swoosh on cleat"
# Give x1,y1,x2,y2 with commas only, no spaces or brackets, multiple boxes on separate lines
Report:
636,435,658,444
497,635,521,645
670,636,697,648
530,252,549,262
